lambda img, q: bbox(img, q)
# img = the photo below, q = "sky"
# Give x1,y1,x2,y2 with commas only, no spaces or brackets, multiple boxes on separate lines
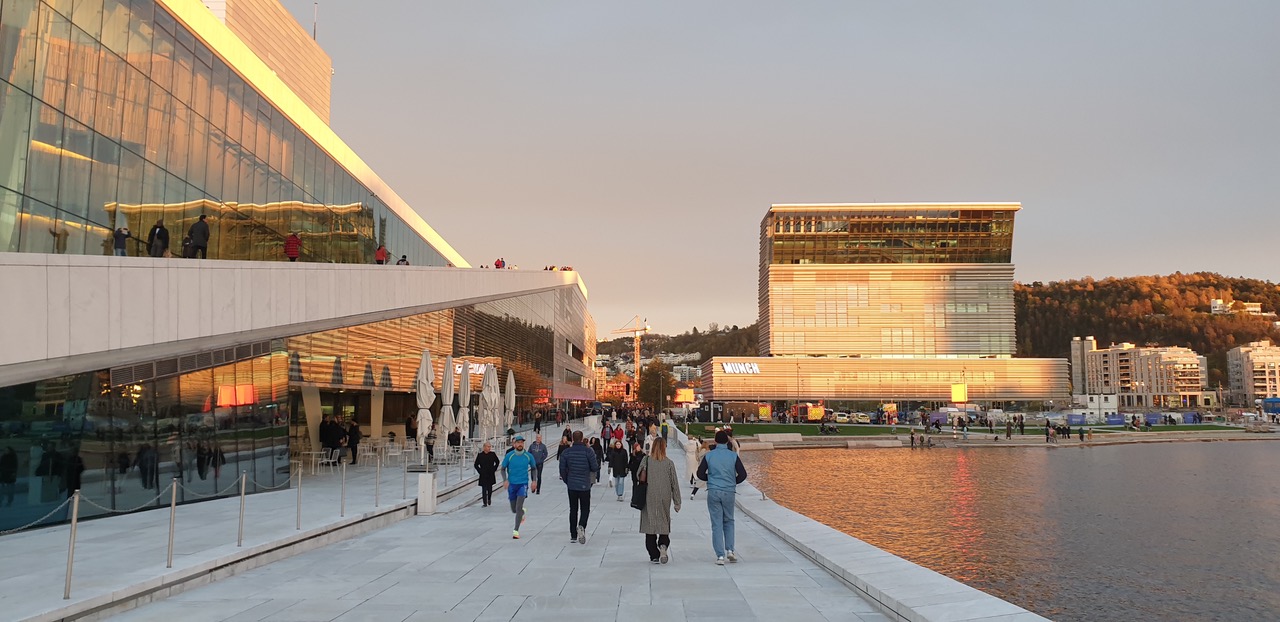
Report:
280,0,1279,337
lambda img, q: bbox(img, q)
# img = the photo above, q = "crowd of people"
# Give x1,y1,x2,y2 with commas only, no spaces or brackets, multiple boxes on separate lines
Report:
471,413,747,565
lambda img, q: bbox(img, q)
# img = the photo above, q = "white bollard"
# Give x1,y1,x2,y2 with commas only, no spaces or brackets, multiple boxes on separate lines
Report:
416,471,437,515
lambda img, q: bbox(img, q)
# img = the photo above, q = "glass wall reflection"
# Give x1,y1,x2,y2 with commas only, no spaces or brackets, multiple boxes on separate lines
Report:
0,0,445,265
0,288,593,532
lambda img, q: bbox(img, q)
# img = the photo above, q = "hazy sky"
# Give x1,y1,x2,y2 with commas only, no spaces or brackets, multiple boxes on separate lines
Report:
281,0,1278,337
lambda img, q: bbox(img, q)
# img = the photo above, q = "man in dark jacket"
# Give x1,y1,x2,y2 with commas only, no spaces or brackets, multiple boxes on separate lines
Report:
527,434,548,494
188,214,210,258
146,220,169,257
558,431,599,544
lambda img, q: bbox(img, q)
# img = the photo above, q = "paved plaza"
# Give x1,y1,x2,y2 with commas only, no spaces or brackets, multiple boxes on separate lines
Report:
106,435,888,622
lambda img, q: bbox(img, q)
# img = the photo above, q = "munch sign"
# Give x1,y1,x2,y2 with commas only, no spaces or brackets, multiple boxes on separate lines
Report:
721,362,761,374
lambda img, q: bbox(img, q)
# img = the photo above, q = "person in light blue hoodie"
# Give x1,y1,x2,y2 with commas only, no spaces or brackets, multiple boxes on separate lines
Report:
696,430,748,565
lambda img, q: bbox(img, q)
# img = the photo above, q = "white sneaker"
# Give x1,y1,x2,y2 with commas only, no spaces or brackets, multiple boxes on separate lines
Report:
578,531,587,545
726,550,738,563
715,556,726,566
659,545,669,564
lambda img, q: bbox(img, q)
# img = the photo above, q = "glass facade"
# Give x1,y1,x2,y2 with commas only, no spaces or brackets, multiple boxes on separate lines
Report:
762,205,1017,266
0,287,594,532
0,0,447,265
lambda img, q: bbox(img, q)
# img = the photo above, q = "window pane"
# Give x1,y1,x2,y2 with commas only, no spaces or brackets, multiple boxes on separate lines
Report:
150,21,173,93
191,50,210,120
65,25,100,125
18,197,56,253
165,101,190,179
171,42,192,106
143,86,169,167
0,185,20,251
100,0,129,55
52,208,88,255
33,5,72,110
0,0,41,93
59,117,93,218
125,0,151,74
94,50,126,138
209,59,228,129
119,64,147,154
87,132,120,230
25,101,64,205
0,82,34,194
70,0,103,39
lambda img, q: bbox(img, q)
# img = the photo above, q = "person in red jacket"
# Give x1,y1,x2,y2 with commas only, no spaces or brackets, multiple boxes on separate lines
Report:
284,232,301,262
375,245,389,264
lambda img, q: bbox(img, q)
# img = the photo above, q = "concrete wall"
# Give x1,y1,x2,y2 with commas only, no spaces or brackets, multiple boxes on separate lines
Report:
0,253,584,385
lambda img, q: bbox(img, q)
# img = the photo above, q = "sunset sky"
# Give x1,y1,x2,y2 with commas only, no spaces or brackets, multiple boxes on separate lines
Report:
282,0,1279,336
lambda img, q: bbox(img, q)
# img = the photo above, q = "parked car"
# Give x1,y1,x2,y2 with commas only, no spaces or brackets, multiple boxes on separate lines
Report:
834,412,850,424
853,413,872,424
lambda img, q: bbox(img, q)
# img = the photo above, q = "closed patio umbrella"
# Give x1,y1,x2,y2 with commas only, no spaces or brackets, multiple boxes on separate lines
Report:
504,369,516,432
457,359,471,440
437,355,455,456
480,364,500,440
414,350,436,465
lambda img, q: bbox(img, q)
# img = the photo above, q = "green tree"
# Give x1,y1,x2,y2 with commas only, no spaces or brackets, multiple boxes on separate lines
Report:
638,360,677,411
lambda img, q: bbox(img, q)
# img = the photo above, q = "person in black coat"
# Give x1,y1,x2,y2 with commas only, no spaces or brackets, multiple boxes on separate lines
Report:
146,220,169,257
346,421,362,465
474,443,500,507
627,443,646,485
588,438,605,485
606,439,629,501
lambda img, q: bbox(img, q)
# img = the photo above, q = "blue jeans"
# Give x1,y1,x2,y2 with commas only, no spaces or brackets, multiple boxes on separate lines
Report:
614,474,625,497
113,248,126,256
706,489,736,557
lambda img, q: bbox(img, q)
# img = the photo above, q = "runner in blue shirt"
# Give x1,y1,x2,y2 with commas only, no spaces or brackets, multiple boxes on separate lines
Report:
501,435,538,538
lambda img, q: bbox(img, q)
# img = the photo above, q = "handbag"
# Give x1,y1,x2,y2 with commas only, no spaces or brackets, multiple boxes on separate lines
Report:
630,457,648,510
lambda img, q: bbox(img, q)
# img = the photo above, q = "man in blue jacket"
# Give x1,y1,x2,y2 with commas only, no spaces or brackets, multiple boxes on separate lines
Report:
558,430,600,544
528,434,549,494
500,435,538,539
697,430,748,565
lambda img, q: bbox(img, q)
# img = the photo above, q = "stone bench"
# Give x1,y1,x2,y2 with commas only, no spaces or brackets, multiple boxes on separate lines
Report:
756,433,804,443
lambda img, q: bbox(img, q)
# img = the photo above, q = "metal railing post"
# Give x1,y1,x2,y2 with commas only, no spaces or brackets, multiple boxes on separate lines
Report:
340,462,346,517
166,479,178,568
375,457,381,507
63,491,81,599
295,469,302,530
402,459,408,499
237,471,246,547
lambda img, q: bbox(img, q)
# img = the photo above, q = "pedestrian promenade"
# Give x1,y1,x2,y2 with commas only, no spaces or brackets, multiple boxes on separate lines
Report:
0,430,538,622
105,431,890,622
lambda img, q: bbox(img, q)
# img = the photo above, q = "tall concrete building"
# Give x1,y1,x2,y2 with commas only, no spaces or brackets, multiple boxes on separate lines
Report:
0,0,595,532
1070,336,1097,395
1227,340,1280,405
703,203,1068,403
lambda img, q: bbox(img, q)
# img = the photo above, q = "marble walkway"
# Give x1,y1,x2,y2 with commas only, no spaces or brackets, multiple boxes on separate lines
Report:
107,436,888,622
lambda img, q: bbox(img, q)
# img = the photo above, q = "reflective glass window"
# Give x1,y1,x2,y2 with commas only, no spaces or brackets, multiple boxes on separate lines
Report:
94,49,126,139
0,186,20,251
52,208,89,255
188,114,208,191
25,100,64,205
125,0,152,74
0,82,34,194
115,141,143,206
165,100,190,180
58,117,93,218
209,59,228,130
0,0,41,93
18,197,56,252
33,5,72,110
99,0,129,56
143,85,168,167
64,25,99,125
191,50,210,120
119,64,147,154
70,0,103,39
206,126,224,196
87,132,120,232
149,21,172,93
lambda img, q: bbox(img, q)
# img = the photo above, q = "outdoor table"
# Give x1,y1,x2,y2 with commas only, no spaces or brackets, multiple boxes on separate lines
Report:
301,451,326,475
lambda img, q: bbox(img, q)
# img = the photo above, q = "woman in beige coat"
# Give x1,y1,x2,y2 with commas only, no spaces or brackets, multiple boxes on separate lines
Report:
639,438,682,564
686,438,708,500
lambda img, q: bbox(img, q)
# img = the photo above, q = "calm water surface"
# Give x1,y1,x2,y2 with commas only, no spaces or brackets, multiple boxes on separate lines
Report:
746,442,1280,621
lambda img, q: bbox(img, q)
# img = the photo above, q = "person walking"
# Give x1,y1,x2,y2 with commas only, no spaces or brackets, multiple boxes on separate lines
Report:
187,215,210,259
559,430,598,544
697,430,747,565
589,437,605,485
606,439,629,501
345,419,362,465
500,435,538,538
284,232,301,262
146,219,169,257
404,416,418,449
473,442,499,507
533,410,542,433
639,437,681,564
374,245,388,264
686,438,708,500
528,434,548,494
112,226,129,256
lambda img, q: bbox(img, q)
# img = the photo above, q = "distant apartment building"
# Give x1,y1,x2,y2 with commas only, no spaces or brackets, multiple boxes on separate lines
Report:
672,365,700,383
1210,298,1268,316
1079,340,1211,409
1070,336,1098,394
1227,341,1280,405
657,352,702,365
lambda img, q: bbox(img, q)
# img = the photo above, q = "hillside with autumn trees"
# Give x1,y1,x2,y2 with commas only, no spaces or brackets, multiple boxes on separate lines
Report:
1015,272,1280,385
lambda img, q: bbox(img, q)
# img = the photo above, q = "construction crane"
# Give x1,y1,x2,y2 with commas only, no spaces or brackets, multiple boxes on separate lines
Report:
612,316,650,403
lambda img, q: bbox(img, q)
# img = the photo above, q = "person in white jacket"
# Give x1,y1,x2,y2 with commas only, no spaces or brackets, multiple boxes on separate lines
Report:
686,438,708,500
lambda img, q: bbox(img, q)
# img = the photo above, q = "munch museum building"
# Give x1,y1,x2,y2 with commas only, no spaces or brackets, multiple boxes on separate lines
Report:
0,0,595,531
701,203,1068,406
